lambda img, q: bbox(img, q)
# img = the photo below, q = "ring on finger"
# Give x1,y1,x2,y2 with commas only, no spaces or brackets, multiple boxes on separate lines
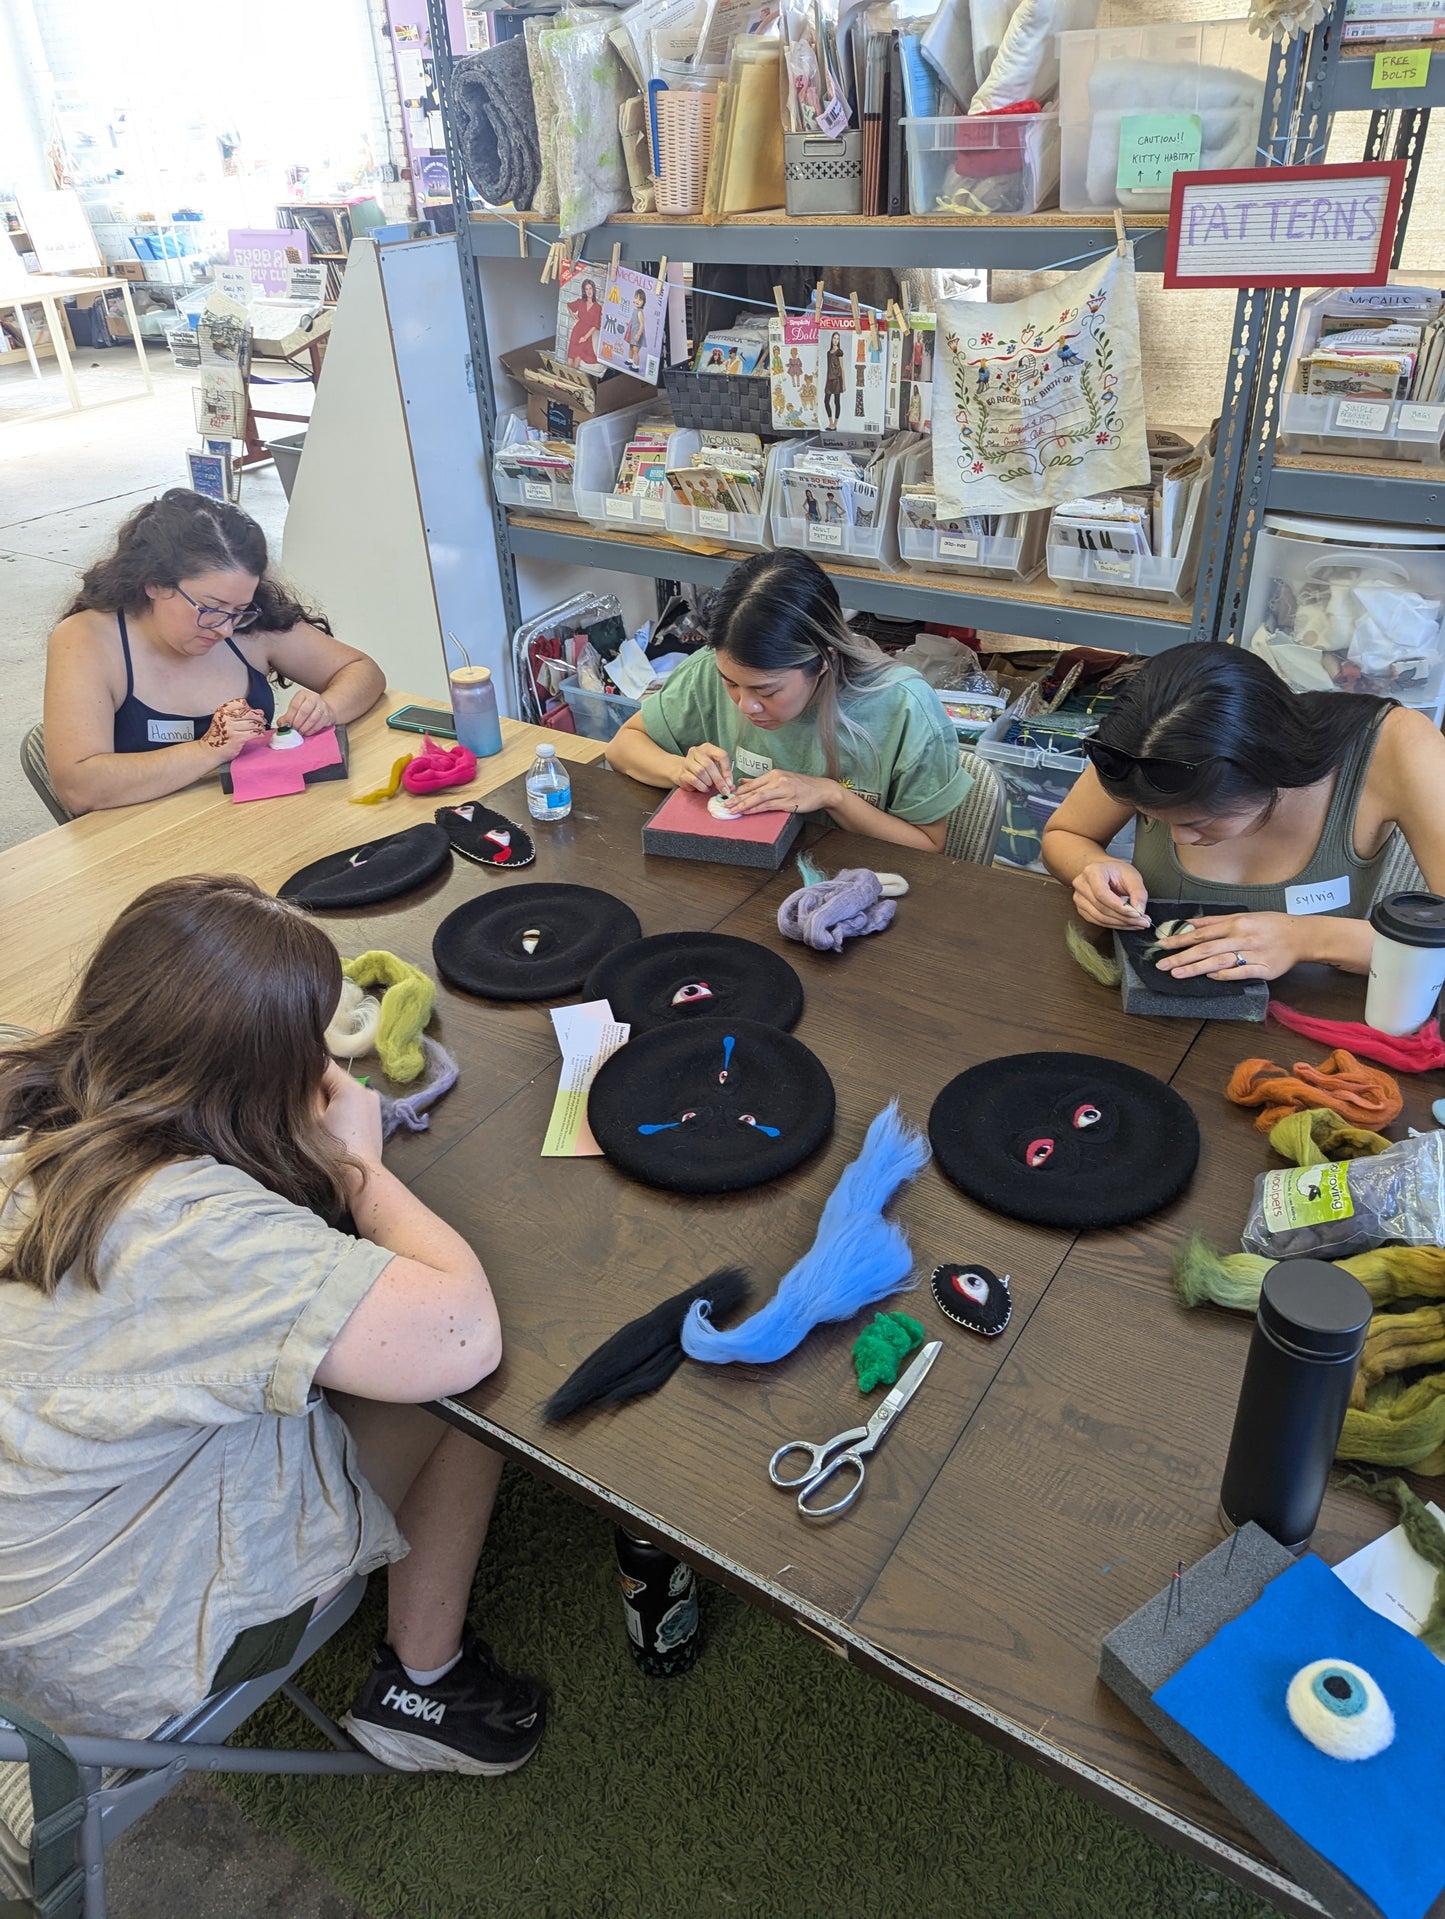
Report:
1233,951,1247,968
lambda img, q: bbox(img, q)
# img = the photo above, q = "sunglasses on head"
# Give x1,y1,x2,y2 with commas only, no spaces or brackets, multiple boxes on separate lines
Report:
1084,738,1205,795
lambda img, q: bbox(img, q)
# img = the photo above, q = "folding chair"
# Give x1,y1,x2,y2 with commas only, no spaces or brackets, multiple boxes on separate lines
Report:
942,750,1005,866
1372,828,1425,908
0,1578,390,1919
18,726,70,829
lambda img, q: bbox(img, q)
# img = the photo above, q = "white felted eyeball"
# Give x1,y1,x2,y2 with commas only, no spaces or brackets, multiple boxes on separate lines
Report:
325,979,383,1058
1285,1659,1394,1760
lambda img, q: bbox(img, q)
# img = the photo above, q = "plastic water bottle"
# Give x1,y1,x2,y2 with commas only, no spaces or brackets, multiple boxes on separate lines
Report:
525,741,572,821
448,666,503,758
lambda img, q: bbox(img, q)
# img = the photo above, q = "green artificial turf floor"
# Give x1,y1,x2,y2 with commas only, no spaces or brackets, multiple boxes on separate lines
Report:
221,1465,1279,1919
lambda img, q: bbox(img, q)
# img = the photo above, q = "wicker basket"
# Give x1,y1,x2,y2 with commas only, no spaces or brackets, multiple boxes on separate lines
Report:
655,91,718,217
784,132,864,216
662,363,777,434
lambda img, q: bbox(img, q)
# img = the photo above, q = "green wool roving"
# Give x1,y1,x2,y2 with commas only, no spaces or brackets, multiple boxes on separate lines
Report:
853,1311,926,1393
1065,919,1123,988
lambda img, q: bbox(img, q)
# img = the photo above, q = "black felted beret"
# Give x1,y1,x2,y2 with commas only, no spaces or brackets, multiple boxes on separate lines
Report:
587,1016,835,1194
584,932,803,1035
278,823,451,910
432,882,641,1001
1118,901,1253,998
928,1050,1200,1229
434,800,535,870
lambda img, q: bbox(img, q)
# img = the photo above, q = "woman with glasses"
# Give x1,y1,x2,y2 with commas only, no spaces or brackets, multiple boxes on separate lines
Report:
43,490,384,814
1041,642,1445,982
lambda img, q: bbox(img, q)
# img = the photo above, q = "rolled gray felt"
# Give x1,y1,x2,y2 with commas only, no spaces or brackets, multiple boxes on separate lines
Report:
448,39,542,210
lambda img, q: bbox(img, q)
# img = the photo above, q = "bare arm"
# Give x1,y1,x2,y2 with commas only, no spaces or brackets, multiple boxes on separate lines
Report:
262,621,385,733
606,709,734,793
1040,768,1150,926
824,782,947,851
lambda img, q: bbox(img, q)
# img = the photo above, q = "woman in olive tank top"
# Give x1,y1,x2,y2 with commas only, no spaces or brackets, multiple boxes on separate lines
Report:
1041,643,1445,983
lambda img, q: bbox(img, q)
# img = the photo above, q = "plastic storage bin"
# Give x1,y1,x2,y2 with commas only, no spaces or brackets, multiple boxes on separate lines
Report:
663,430,783,552
1279,291,1445,463
1045,473,1209,605
491,407,579,518
900,113,1059,217
558,675,641,741
1058,19,1268,212
573,412,677,531
896,445,1048,581
976,710,1136,871
1241,513,1445,719
769,436,919,572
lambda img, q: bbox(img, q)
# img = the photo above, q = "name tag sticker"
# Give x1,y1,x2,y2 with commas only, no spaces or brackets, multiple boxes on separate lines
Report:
147,718,195,745
1285,874,1351,916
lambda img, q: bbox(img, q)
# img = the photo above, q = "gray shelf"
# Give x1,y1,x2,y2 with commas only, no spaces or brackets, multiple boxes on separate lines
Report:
469,213,1170,273
1327,54,1445,110
1265,457,1445,526
506,518,1191,652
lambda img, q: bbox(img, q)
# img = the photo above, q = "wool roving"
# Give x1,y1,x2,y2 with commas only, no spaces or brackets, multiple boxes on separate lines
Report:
852,1311,926,1392
1226,1052,1403,1136
777,867,896,952
340,951,436,1085
325,979,383,1059
378,1038,459,1138
1173,1233,1445,1314
1267,1108,1392,1168
1065,918,1124,988
543,1268,750,1421
401,735,478,796
351,753,413,805
1267,1003,1445,1074
680,1101,928,1364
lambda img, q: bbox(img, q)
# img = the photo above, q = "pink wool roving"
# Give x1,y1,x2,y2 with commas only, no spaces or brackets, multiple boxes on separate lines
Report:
1267,1003,1445,1074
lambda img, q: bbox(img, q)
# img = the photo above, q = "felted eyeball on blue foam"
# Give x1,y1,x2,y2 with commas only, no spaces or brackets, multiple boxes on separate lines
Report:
1285,1659,1394,1760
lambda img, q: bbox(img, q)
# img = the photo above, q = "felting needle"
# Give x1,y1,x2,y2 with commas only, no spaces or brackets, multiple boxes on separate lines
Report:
447,630,473,670
1175,1559,1185,1617
1224,1528,1240,1578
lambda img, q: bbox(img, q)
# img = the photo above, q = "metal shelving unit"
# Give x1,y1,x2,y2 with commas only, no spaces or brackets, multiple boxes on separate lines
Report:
427,0,1426,688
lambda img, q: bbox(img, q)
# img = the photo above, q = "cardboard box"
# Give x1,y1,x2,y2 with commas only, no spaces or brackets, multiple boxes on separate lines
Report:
108,260,148,282
500,337,658,442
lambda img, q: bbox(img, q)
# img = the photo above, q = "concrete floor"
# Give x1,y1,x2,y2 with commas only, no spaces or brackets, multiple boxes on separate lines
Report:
0,343,363,1917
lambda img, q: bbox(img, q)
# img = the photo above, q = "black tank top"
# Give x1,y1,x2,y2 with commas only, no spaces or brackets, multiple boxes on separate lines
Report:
112,607,274,752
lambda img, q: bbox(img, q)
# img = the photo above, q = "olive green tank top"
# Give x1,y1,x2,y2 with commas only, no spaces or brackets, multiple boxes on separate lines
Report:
1131,706,1392,921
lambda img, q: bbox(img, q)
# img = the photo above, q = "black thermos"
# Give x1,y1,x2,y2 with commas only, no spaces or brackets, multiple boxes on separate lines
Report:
1219,1258,1371,1552
614,1528,701,1677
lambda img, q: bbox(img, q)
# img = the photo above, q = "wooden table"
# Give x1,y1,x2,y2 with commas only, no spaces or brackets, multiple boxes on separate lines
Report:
0,273,153,412
5,696,1436,1917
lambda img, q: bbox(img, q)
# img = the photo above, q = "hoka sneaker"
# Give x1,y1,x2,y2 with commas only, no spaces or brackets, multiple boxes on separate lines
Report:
341,1631,546,1775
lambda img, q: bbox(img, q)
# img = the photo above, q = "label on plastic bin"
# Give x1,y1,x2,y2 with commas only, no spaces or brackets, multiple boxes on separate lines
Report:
1398,403,1445,436
1260,1162,1354,1236
523,481,550,504
1116,114,1201,192
1334,399,1391,432
640,499,666,522
808,523,843,549
940,534,981,560
604,496,635,521
1093,555,1134,580
698,508,730,533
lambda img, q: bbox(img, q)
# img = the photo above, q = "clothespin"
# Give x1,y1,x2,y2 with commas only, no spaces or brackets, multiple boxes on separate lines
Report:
813,280,824,321
610,240,622,280
653,254,668,295
517,217,528,258
773,283,787,323
1113,207,1128,257
850,290,861,330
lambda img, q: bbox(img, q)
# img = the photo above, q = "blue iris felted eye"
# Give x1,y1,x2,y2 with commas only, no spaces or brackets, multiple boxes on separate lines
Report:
1286,1659,1394,1760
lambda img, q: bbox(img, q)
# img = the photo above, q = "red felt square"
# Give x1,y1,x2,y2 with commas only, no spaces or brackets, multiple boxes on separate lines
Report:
645,786,793,844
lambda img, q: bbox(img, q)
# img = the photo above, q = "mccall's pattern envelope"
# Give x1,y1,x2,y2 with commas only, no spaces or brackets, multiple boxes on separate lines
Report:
933,250,1148,517
597,264,666,383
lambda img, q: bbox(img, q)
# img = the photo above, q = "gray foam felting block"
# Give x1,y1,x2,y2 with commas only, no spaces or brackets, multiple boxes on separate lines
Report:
1113,940,1269,1022
641,789,804,870
1100,1524,1386,1919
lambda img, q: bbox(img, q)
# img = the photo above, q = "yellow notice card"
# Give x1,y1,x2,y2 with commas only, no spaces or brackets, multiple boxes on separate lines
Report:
1373,48,1431,88
542,1001,629,1156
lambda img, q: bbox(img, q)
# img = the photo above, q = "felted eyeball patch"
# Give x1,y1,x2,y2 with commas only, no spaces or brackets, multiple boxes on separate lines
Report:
434,801,535,870
277,822,452,910
1117,900,1252,998
584,932,804,1035
587,1016,835,1194
930,1263,1012,1338
928,1051,1200,1229
432,882,641,1001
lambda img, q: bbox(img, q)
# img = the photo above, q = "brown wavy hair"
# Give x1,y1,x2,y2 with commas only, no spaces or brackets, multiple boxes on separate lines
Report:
0,876,352,1296
63,488,331,634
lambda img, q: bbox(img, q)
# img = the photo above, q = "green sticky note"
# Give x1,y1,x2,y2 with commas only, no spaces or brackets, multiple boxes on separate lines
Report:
1116,113,1202,192
1373,47,1430,88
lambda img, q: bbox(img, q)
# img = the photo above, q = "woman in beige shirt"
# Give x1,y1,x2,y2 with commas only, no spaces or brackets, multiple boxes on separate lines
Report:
0,876,543,1776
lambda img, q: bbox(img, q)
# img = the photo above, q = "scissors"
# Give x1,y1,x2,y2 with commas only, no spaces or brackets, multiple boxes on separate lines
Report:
767,1341,942,1521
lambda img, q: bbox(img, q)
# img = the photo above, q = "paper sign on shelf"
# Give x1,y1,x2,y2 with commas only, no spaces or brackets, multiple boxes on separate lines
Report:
1374,47,1431,88
542,1002,629,1156
1334,399,1392,430
1116,113,1201,192
1164,162,1405,289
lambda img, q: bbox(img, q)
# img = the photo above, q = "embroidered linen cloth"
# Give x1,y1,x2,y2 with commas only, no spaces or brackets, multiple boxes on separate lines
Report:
933,248,1149,517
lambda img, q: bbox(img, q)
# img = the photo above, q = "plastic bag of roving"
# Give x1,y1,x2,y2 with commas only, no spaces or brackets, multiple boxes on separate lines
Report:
1241,1128,1445,1261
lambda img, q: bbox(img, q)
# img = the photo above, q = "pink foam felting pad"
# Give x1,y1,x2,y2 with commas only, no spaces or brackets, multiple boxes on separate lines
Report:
229,727,344,803
641,786,803,870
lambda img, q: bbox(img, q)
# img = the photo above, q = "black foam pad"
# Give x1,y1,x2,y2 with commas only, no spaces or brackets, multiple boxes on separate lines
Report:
585,932,803,1034
432,883,641,1001
277,823,451,910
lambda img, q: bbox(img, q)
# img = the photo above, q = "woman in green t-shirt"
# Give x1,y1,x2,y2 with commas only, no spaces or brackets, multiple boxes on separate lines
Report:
607,551,971,852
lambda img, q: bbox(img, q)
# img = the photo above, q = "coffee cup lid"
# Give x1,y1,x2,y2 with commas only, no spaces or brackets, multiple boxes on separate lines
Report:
1370,890,1445,949
450,665,492,686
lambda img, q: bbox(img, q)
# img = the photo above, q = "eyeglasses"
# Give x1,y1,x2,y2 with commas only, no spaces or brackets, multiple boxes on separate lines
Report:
174,585,259,632
1084,737,1206,795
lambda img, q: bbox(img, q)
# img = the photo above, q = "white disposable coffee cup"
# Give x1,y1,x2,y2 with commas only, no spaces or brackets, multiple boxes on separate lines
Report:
1366,891,1445,1036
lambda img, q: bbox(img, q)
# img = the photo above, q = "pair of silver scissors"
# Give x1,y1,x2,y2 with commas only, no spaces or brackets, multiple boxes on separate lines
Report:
767,1341,942,1521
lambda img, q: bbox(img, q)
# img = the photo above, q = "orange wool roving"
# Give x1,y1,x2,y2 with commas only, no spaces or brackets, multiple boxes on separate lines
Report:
1226,1049,1404,1136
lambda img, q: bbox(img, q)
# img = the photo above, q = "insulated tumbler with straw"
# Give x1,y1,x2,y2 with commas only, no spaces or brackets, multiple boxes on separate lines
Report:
1366,891,1445,1037
1219,1258,1371,1553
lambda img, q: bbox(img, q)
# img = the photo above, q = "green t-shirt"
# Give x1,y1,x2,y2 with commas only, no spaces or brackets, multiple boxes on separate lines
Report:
640,651,972,826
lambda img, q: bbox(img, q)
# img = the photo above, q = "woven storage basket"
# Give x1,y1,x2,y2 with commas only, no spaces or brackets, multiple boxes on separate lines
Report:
663,364,777,434
655,91,718,216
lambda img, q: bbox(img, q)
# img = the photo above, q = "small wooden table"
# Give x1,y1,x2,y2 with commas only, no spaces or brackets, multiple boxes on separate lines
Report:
0,273,154,412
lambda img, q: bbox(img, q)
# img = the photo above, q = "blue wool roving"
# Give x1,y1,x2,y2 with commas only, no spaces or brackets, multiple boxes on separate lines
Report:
680,1101,929,1365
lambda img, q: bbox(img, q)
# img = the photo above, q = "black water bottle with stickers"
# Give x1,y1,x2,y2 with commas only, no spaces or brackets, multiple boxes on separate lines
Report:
614,1528,701,1676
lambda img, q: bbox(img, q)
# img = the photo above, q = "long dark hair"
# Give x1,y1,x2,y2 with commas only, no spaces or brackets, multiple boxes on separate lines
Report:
1092,643,1391,814
0,875,352,1295
703,551,896,779
63,489,330,634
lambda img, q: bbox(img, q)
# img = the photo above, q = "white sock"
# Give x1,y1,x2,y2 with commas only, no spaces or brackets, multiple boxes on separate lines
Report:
399,1648,462,1687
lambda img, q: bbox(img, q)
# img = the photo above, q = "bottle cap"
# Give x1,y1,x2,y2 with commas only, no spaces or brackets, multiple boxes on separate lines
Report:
1259,1259,1371,1362
1370,890,1445,949
537,741,556,757
450,666,492,686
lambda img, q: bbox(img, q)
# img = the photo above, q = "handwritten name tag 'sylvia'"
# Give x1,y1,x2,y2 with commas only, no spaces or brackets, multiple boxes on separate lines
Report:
1164,162,1405,291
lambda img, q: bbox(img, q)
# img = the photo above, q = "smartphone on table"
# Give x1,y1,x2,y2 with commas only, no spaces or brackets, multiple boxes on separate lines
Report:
386,704,456,739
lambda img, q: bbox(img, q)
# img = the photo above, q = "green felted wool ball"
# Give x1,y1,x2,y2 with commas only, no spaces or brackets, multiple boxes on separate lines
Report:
852,1311,926,1393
